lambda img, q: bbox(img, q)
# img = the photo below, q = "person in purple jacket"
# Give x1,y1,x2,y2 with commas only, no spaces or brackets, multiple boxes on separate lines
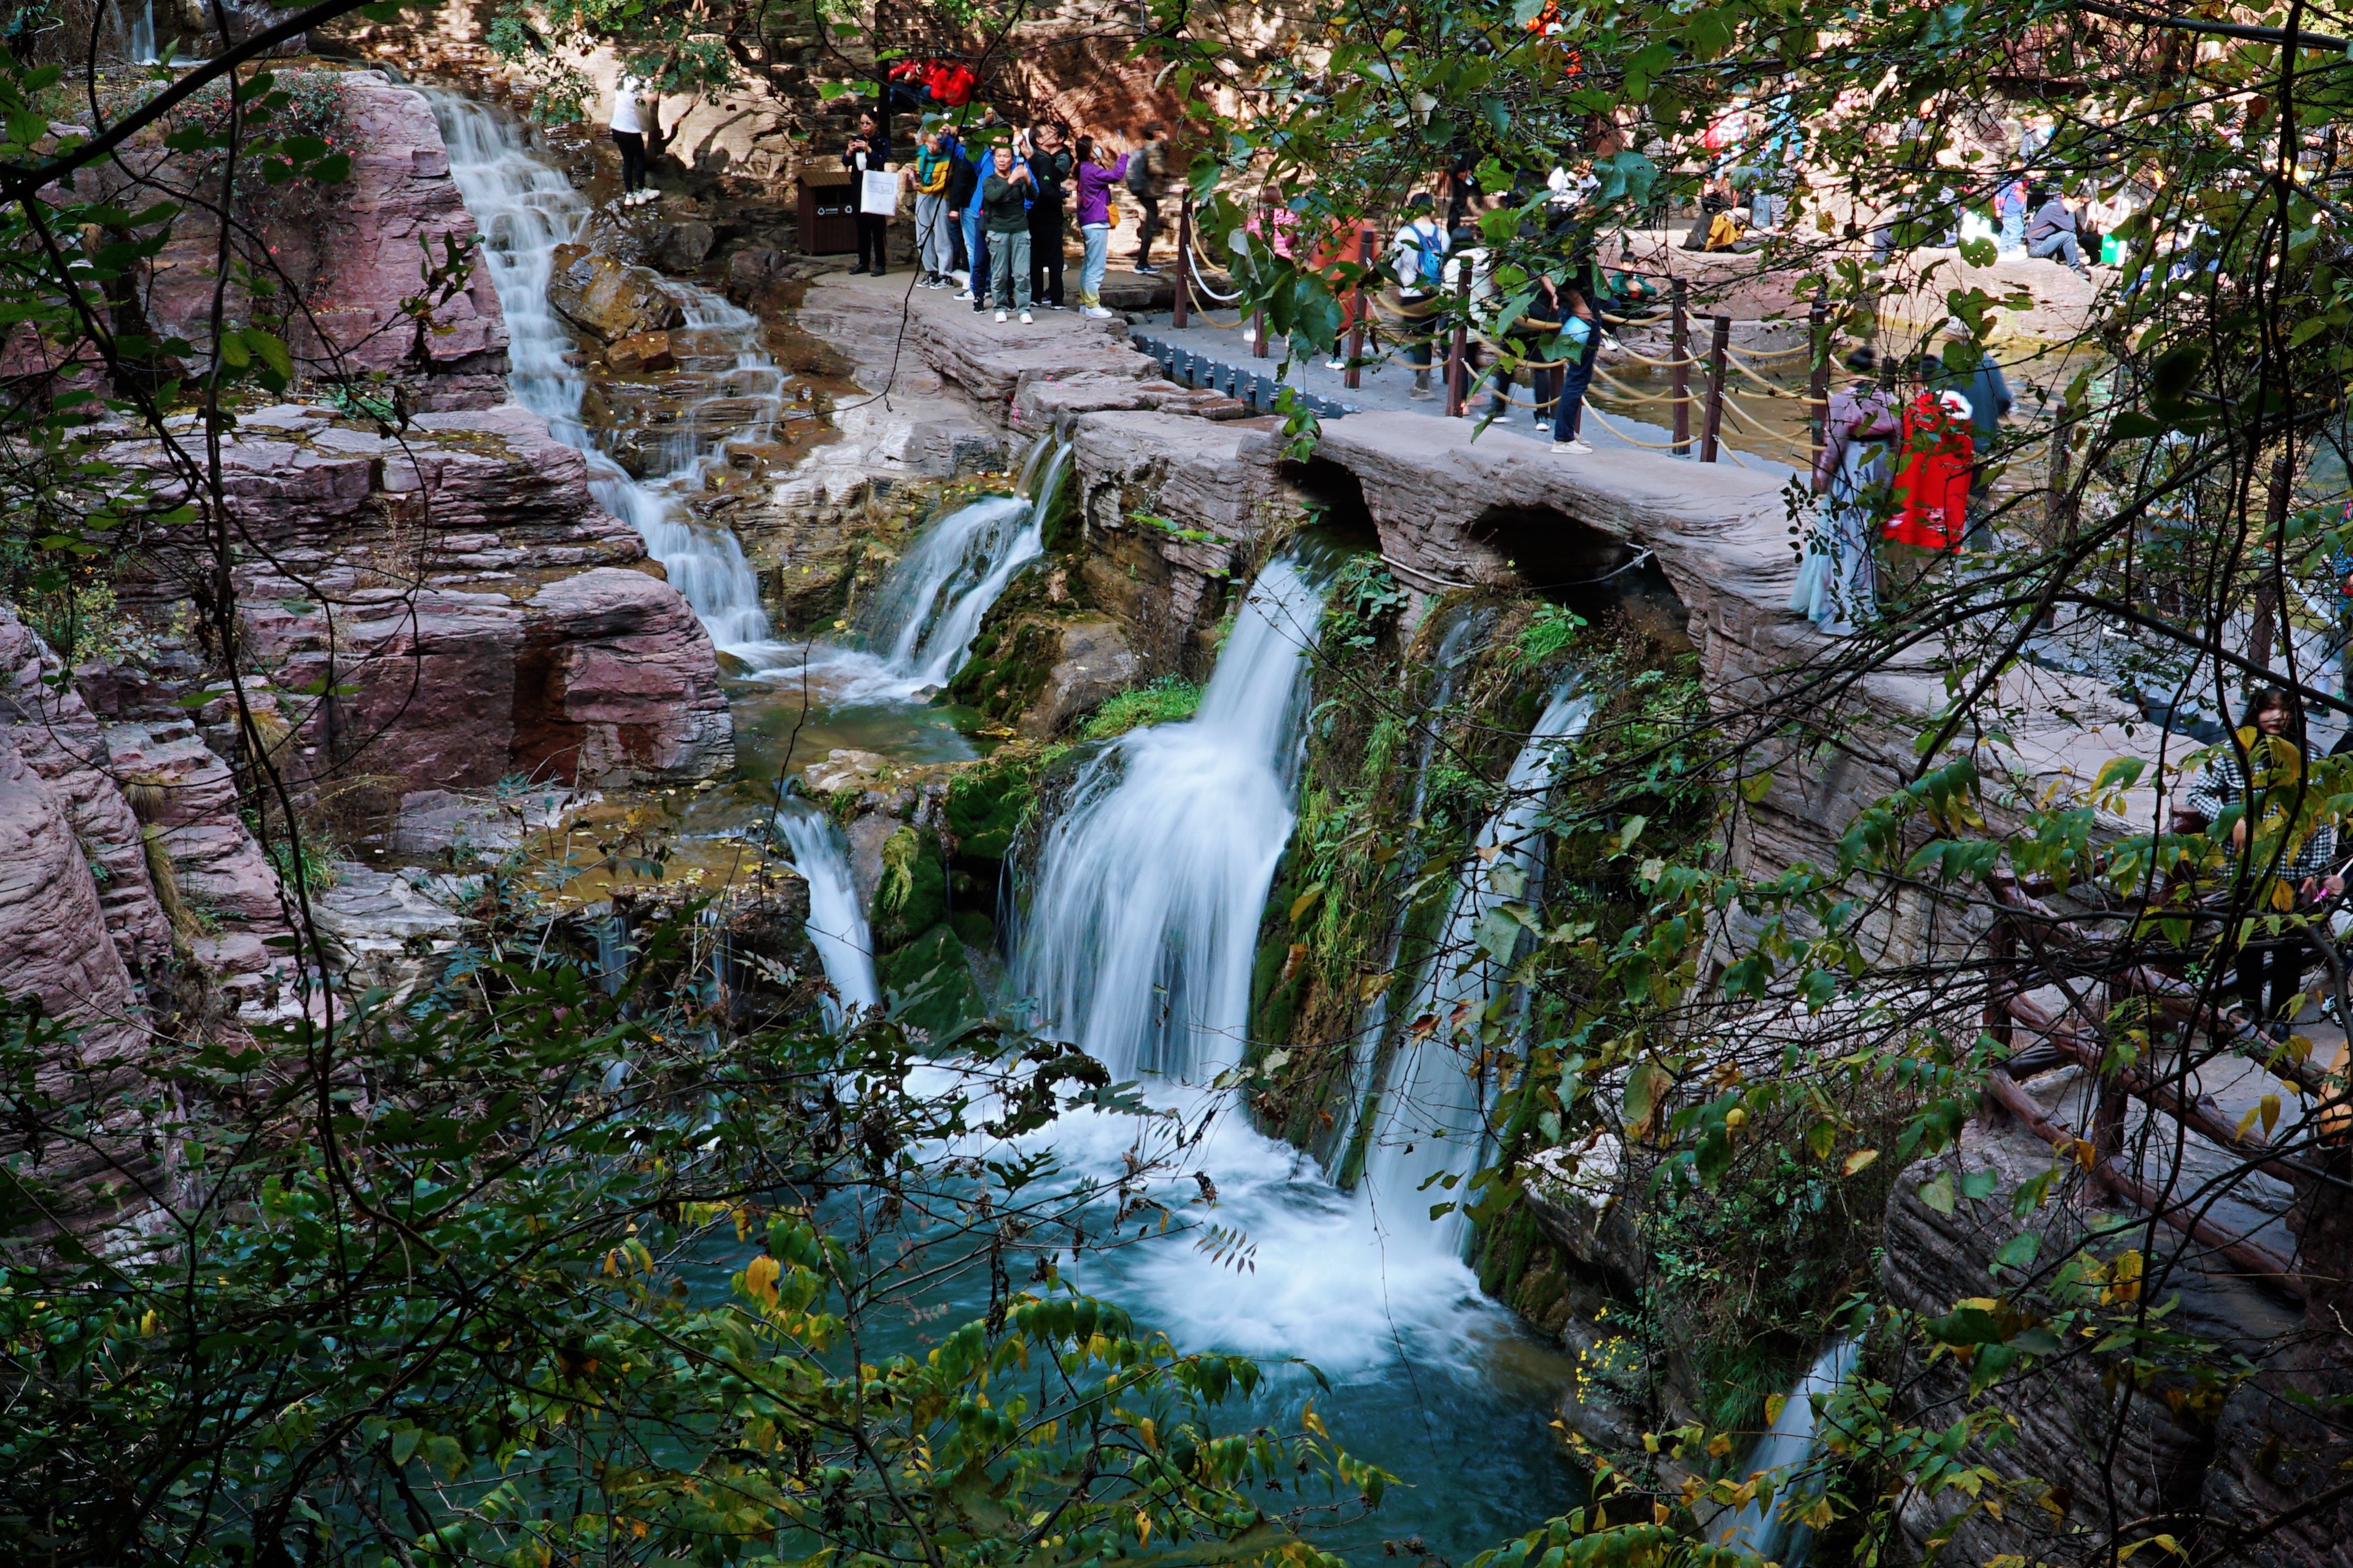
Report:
1072,131,1128,319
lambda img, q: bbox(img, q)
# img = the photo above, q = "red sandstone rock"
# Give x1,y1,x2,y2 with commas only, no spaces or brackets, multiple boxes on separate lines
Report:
517,567,735,783
0,608,174,977
138,74,511,411
107,402,730,795
605,329,677,375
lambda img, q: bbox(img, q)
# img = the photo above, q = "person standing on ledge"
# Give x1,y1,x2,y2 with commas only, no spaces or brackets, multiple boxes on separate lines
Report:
1022,122,1073,309
609,72,656,207
1128,121,1169,274
982,145,1036,324
844,112,894,276
1072,132,1126,319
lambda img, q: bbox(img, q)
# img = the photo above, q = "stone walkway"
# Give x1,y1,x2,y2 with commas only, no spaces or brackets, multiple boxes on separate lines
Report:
1126,309,1803,484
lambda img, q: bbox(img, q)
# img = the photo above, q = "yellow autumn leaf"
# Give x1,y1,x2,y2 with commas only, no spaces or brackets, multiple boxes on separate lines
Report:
1302,1405,1328,1438
1842,1149,1878,1177
744,1254,782,1307
2260,1094,2281,1137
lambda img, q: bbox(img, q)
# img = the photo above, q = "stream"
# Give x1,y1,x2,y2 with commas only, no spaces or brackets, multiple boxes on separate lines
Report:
433,94,1587,1562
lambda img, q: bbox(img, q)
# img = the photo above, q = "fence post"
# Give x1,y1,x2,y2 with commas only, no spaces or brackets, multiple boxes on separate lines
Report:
1699,314,1730,463
1671,276,1691,456
1445,266,1470,417
1808,298,1830,476
1345,227,1369,392
1173,193,1192,330
1251,196,1269,358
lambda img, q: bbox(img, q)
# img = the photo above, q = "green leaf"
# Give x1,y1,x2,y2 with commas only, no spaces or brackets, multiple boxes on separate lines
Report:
1918,1170,1957,1214
1622,1058,1670,1130
1991,1232,2041,1273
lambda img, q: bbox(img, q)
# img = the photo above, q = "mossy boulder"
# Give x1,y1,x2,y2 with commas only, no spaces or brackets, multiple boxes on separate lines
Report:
878,922,987,1039
868,825,948,953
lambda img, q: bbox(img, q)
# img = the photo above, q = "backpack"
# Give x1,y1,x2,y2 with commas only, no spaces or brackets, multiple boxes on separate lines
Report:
1124,142,1156,196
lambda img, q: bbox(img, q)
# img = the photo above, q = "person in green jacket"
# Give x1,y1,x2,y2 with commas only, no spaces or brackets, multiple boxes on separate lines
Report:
981,146,1035,322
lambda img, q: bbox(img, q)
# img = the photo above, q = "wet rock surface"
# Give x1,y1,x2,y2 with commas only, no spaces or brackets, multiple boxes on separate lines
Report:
548,242,688,343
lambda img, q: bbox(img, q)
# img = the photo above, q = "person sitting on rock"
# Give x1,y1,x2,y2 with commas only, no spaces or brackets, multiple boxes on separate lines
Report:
2026,188,2091,278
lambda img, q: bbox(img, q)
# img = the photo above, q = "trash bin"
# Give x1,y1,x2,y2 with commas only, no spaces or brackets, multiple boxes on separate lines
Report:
799,169,858,255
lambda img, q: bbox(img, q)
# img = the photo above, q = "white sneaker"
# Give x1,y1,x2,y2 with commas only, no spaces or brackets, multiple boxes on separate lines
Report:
1083,306,1114,320
1552,437,1595,455
995,309,1007,323
1020,310,1033,324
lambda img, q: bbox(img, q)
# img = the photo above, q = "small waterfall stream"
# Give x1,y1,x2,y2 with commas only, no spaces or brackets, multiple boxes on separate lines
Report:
431,96,793,667
1359,682,1594,1259
776,802,880,1025
125,0,157,63
1718,1338,1861,1567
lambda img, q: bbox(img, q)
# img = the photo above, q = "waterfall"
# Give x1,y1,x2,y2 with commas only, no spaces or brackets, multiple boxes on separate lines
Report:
1011,554,1328,1082
1718,1338,1861,1567
774,802,880,1028
1356,680,1593,1259
859,439,1066,690
428,95,793,666
1334,605,1490,1173
125,0,157,63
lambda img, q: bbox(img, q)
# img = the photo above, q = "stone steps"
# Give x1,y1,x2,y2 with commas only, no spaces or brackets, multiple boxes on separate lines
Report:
1128,332,1357,419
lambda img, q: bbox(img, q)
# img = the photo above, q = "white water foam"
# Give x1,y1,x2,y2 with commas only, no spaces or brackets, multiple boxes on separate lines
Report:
1719,1337,1861,1567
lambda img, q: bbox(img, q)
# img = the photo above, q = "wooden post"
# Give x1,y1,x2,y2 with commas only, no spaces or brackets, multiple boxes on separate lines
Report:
1445,266,1470,417
1345,227,1369,392
1670,277,1691,456
1251,196,1269,357
1808,298,1830,476
1173,193,1192,330
1699,314,1730,463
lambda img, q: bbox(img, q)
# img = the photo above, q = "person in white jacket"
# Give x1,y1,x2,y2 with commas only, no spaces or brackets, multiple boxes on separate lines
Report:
610,75,657,206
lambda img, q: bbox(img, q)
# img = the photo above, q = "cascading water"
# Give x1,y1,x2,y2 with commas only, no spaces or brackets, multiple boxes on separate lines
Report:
774,802,880,1027
1358,681,1594,1259
854,437,1067,691
429,95,791,665
1011,553,1326,1082
1717,1338,1861,1567
1335,605,1492,1171
125,0,157,63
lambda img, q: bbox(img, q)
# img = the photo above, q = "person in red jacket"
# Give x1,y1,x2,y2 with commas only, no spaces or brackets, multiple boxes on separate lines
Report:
930,61,976,108
1883,388,1974,598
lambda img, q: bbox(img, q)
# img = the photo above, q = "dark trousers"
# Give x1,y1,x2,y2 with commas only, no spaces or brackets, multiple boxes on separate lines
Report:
1135,191,1162,262
2239,933,2317,1023
855,214,889,273
970,233,990,302
611,130,646,193
1029,204,1065,305
1551,327,1601,440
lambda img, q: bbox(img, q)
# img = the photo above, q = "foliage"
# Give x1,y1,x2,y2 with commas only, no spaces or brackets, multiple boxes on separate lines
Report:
0,941,1392,1565
1078,674,1203,740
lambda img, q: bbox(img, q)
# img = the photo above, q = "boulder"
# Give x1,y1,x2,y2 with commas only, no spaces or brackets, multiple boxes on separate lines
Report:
653,220,718,273
605,329,676,375
724,246,785,305
516,567,735,785
1021,616,1143,739
803,748,890,797
546,243,686,343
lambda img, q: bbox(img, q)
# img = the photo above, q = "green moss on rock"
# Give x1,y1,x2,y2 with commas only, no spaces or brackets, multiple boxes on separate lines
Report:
869,826,948,953
878,922,987,1039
